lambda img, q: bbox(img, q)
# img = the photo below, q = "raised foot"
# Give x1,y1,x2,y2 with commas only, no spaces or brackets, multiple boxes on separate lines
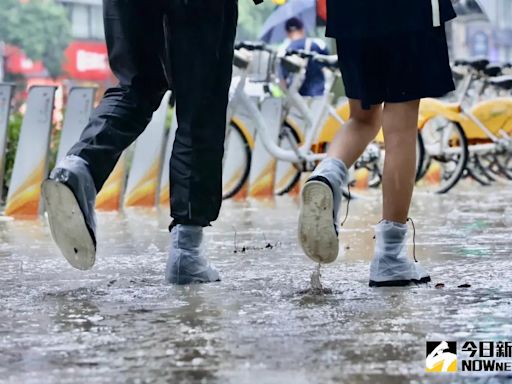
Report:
298,181,339,264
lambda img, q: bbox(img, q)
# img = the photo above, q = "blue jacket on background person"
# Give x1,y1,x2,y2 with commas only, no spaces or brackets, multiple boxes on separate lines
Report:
281,18,329,97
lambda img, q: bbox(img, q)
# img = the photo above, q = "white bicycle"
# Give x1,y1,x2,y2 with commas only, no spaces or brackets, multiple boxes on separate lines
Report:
222,42,381,199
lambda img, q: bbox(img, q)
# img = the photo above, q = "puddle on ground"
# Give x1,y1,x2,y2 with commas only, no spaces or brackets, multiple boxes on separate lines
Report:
297,263,333,296
1,185,512,383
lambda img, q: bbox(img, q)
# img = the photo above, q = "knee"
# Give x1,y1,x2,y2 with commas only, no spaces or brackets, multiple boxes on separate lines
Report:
108,84,168,114
349,113,381,134
349,104,382,134
146,87,168,113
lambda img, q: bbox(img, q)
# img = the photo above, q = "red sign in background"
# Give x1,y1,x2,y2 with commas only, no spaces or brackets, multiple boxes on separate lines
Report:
63,41,111,81
5,45,46,77
5,41,112,82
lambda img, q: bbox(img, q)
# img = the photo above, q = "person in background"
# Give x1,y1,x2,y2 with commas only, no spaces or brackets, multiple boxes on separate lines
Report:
280,17,329,97
298,0,457,287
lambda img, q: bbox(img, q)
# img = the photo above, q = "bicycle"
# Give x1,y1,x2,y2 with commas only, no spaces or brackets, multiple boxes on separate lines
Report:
223,42,339,199
416,58,512,193
224,43,427,199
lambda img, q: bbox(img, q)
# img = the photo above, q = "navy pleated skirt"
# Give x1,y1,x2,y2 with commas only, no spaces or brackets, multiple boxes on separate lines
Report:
336,26,455,109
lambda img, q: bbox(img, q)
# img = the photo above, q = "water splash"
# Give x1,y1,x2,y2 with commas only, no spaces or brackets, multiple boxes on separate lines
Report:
306,263,332,295
310,263,323,292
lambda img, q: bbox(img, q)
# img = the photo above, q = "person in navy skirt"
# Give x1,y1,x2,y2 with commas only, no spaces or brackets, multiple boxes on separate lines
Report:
298,0,457,286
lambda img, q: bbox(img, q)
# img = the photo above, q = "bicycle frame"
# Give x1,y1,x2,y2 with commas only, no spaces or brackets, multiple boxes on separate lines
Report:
458,72,502,143
420,70,512,156
228,58,328,164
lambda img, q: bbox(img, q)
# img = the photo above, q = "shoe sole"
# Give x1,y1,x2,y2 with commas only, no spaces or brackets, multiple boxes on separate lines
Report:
298,181,339,264
369,276,431,287
42,180,96,270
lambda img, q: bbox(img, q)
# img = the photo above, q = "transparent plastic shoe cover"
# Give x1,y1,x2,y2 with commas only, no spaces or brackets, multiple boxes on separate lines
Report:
370,220,430,284
49,155,97,241
310,157,348,232
165,225,220,285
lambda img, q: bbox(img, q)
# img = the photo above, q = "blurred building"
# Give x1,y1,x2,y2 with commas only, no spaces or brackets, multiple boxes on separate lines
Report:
58,0,104,41
451,0,512,62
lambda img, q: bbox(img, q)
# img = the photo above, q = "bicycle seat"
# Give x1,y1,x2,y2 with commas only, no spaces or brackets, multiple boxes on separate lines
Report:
483,64,502,77
466,57,490,72
286,49,315,59
452,66,467,80
233,49,251,70
489,75,512,90
313,54,338,69
235,41,267,52
454,59,469,66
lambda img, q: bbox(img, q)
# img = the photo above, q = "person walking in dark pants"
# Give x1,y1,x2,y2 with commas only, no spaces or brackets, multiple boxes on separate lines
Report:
298,0,457,286
42,0,241,284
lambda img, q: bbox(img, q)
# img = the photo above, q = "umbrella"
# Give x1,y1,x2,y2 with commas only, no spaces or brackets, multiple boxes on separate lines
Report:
259,0,316,44
453,0,491,21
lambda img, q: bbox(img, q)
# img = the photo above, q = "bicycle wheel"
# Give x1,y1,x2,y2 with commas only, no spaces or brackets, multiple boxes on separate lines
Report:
368,130,426,188
222,121,252,200
465,154,493,186
415,130,428,182
274,122,302,196
473,152,512,184
419,118,469,194
494,151,512,180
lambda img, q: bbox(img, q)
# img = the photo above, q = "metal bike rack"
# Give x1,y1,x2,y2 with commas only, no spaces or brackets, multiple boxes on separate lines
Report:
124,91,170,208
56,87,96,164
4,85,56,217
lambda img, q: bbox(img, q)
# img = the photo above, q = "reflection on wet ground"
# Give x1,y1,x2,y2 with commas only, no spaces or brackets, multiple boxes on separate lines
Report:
1,185,512,383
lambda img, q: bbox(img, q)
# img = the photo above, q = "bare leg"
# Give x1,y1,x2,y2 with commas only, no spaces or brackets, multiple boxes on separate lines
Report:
369,100,430,287
298,99,382,263
381,100,420,223
327,99,382,168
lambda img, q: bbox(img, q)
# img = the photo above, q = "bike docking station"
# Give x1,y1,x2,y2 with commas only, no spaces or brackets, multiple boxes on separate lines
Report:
4,86,56,218
1,57,511,220
124,92,170,208
0,81,297,222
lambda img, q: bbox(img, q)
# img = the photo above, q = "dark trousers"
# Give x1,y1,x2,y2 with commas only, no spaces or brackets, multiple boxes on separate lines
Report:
68,0,238,227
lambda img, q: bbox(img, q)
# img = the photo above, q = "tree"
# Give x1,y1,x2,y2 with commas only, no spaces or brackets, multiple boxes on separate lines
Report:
237,0,276,42
0,0,71,78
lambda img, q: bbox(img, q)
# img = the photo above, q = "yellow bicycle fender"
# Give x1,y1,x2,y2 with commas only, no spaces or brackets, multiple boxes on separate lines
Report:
231,116,255,150
469,98,512,138
418,98,464,129
316,102,350,145
283,117,305,143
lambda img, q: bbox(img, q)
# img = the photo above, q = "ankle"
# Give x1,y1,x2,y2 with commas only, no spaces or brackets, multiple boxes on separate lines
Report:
310,157,348,200
379,219,407,229
171,224,203,248
374,220,408,256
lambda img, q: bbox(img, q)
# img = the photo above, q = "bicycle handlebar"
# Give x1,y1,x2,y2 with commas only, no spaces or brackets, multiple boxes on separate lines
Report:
284,50,339,70
235,41,274,53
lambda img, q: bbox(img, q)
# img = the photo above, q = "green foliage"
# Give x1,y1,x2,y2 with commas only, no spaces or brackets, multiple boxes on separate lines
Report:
0,0,72,78
3,111,22,199
237,0,276,41
2,112,60,201
48,122,61,177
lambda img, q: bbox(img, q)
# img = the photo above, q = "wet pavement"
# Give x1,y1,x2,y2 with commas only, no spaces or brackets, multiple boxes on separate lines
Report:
1,184,512,383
